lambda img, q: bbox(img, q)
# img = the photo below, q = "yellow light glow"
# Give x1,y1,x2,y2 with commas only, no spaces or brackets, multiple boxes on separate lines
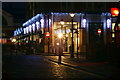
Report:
58,33,63,38
112,23,115,32
66,34,68,37
70,33,72,37
112,33,115,38
114,10,119,15
12,39,16,42
56,43,60,45
60,19,64,25
70,13,75,18
66,22,70,24
60,21,64,25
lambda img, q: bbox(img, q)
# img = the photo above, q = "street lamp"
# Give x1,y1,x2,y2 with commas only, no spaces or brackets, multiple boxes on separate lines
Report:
70,13,75,58
12,38,16,42
58,32,63,38
60,19,64,25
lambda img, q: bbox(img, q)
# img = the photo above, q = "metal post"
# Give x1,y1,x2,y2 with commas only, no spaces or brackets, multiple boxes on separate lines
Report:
58,38,62,64
48,14,50,54
58,24,63,64
79,14,81,58
71,18,74,58
65,26,67,52
77,22,79,58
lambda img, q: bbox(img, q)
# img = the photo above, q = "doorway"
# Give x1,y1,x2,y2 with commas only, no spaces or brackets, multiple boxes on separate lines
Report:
88,22,104,59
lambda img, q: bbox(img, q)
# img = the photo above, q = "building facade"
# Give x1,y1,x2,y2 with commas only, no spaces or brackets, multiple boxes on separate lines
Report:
1,10,14,44
13,12,117,59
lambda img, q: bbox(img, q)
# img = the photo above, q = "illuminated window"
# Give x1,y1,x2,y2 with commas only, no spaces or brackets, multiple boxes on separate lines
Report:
26,27,29,33
20,28,22,33
36,21,40,30
112,33,115,38
81,19,86,28
40,19,44,28
32,23,35,31
66,29,70,33
14,31,16,36
107,19,111,28
49,19,51,25
54,31,58,34
29,25,32,32
24,28,26,34
112,23,115,32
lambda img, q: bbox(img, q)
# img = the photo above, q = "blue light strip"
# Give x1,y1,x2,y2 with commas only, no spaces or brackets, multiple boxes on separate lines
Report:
22,13,44,27
51,12,81,16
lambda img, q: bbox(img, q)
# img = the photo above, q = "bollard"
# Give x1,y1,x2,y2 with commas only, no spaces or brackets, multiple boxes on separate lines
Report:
58,53,61,64
58,47,62,64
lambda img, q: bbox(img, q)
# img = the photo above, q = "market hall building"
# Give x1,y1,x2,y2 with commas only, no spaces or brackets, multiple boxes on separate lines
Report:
13,11,116,59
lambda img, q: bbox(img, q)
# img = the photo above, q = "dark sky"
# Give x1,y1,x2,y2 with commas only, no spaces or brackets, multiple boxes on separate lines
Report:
2,2,119,23
2,2,27,23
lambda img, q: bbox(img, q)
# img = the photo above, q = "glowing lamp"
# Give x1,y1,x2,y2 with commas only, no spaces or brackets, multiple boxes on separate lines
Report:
12,39,16,42
70,13,75,18
58,33,63,38
60,19,64,25
36,21,40,30
111,8,119,16
107,19,111,28
56,43,60,46
82,19,86,28
40,19,44,28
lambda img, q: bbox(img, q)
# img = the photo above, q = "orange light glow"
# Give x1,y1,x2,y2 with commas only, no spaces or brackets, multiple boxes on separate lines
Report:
111,8,119,16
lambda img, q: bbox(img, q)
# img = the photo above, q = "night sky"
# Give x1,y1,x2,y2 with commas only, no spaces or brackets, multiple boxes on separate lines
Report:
2,2,27,23
2,2,119,24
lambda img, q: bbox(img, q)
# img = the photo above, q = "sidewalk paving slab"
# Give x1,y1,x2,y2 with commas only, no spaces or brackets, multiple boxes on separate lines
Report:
45,55,120,79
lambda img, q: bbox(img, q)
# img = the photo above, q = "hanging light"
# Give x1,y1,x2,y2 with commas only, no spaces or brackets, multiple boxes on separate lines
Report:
60,19,64,25
58,32,63,38
70,13,75,18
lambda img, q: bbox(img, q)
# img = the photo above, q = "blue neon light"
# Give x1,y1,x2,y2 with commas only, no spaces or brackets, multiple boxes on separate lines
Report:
107,19,111,28
32,23,35,31
81,19,86,28
52,12,80,16
29,25,32,32
36,21,40,30
26,27,29,33
40,19,44,28
66,29,70,33
23,28,26,34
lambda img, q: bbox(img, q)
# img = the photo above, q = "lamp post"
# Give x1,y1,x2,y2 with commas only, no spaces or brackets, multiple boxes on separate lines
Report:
48,14,50,54
70,13,75,58
77,23,79,58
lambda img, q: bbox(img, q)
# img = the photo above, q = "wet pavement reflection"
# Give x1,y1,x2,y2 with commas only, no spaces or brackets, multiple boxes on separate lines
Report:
3,55,101,79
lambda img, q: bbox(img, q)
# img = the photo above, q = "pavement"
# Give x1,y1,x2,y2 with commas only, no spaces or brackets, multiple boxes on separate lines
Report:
3,52,120,79
44,54,120,79
3,55,105,79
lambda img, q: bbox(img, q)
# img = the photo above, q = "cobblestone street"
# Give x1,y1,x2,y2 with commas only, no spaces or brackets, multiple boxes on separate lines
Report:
2,55,103,79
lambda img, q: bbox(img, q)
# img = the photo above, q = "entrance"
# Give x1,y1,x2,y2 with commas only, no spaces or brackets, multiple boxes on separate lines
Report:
88,22,104,59
53,22,81,54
